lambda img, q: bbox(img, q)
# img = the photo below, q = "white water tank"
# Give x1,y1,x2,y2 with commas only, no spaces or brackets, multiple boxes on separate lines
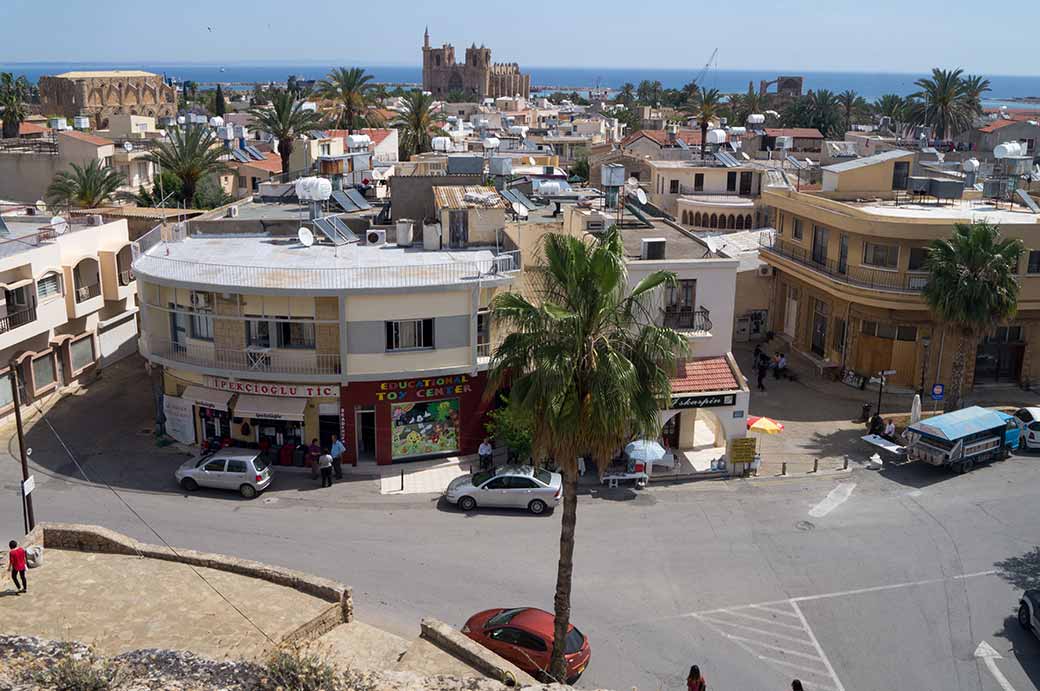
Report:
294,176,332,201
396,219,414,247
962,158,980,172
539,181,562,196
747,113,766,125
728,126,747,137
432,136,452,152
209,116,225,128
73,116,90,130
423,222,441,251
706,129,728,145
994,142,1024,159
483,137,501,150
346,134,371,149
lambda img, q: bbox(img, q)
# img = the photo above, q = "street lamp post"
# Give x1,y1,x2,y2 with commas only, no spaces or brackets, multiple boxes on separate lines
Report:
9,363,34,533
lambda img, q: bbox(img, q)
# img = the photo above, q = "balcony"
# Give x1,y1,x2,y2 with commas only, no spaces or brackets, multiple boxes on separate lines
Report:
146,337,341,379
0,306,37,335
663,306,712,333
119,268,135,286
761,237,928,294
76,282,101,302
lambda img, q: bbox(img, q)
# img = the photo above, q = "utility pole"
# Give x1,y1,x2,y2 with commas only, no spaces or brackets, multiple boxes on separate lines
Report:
10,363,34,532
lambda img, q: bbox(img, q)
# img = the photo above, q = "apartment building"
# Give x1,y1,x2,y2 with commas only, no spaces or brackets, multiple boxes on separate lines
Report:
648,158,771,230
132,190,521,465
760,149,1040,391
0,211,138,418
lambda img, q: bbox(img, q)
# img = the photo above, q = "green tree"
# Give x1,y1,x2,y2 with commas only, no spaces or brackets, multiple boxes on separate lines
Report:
569,149,589,182
484,395,534,463
729,84,764,126
487,227,685,680
317,66,375,132
683,87,723,159
193,176,234,209
445,90,469,103
0,72,31,139
907,68,975,140
123,170,183,207
837,89,869,134
248,90,324,175
785,89,843,138
923,221,1022,410
873,93,907,124
45,160,126,211
145,125,229,205
616,82,636,107
613,105,642,135
961,74,991,116
393,90,441,159
214,84,226,117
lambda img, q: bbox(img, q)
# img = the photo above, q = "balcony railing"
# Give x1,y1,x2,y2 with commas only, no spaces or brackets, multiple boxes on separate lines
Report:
118,268,135,286
0,306,37,335
477,340,491,359
147,338,342,376
760,237,927,294
75,283,101,303
663,306,712,332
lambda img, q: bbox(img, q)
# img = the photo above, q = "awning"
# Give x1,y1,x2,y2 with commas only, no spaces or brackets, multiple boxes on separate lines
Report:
233,394,307,422
0,278,34,291
181,385,234,412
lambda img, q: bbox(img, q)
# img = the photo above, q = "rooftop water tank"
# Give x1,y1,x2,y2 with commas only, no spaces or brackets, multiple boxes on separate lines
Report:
73,116,90,130
728,126,747,137
483,137,501,150
747,113,766,125
706,129,727,145
396,219,414,247
994,141,1024,159
490,156,512,176
961,158,980,172
601,163,626,188
209,116,224,128
294,176,332,201
539,181,562,196
423,222,441,251
431,136,452,152
346,134,371,149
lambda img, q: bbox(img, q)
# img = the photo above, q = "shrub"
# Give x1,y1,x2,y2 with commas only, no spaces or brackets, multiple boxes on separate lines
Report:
260,644,339,691
33,649,119,691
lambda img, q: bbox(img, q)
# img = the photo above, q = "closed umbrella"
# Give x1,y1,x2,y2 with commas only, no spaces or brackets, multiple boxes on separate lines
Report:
910,394,922,424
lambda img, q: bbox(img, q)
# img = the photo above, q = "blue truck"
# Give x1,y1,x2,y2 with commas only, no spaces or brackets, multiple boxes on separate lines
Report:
905,406,1019,474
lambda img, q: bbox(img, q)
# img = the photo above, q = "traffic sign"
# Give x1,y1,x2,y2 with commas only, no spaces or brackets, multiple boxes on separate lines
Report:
931,384,944,401
22,475,34,497
881,369,897,376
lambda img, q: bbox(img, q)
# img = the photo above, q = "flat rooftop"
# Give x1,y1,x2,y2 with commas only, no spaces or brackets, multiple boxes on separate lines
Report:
0,215,97,261
840,197,1040,224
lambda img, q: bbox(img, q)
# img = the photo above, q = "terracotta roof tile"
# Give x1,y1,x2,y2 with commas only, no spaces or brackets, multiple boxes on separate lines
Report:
18,122,48,135
670,356,738,393
764,127,824,139
977,119,1023,133
621,129,702,149
59,129,113,147
358,128,393,146
247,152,283,174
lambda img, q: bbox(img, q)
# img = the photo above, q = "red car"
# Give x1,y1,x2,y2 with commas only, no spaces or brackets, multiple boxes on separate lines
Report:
462,607,591,683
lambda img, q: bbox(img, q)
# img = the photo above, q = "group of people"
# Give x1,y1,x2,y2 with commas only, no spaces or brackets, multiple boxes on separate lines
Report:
688,666,804,691
753,344,788,392
308,435,347,488
868,413,899,442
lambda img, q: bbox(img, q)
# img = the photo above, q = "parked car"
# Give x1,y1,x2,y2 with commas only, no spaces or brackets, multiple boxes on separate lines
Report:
444,465,562,514
175,448,273,498
462,607,590,683
1012,407,1040,449
1021,590,1040,636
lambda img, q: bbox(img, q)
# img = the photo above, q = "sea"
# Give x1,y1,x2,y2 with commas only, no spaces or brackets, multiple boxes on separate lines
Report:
5,62,1040,108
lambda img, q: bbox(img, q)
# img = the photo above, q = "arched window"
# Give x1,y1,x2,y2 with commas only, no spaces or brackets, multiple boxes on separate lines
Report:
682,210,688,225
36,271,63,301
435,55,441,66
727,215,736,229
694,212,702,226
710,213,718,228
746,214,754,228
736,215,745,230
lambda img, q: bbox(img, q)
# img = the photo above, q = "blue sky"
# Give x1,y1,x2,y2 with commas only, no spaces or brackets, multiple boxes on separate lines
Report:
1,0,1038,75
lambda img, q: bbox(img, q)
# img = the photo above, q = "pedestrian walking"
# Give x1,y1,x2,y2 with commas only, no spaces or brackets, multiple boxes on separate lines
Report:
686,664,706,691
756,354,769,392
791,681,803,691
8,540,27,594
318,453,334,488
308,438,321,479
329,435,346,480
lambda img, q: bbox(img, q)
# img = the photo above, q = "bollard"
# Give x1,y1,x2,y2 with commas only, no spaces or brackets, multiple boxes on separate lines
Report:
813,458,819,473
400,469,405,492
843,456,849,470
781,461,787,476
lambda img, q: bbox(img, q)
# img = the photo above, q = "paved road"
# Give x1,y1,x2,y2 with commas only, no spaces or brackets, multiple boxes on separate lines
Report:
2,359,1040,691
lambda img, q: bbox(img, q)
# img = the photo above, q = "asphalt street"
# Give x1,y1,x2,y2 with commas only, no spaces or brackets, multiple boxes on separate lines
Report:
2,359,1039,691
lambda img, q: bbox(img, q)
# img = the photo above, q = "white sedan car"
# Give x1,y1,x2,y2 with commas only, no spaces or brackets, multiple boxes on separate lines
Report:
1012,407,1040,449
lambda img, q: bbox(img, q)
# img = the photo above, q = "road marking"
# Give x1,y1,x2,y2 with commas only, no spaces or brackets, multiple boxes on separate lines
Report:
697,616,819,646
792,600,846,691
756,654,832,678
724,634,825,661
975,640,1017,691
713,609,807,630
809,481,856,517
752,604,801,619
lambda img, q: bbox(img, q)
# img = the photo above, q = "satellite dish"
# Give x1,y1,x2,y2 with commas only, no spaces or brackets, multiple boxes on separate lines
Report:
35,200,47,211
122,141,134,153
50,216,69,234
527,156,536,166
511,201,528,218
625,177,640,191
635,188,648,205
297,227,314,247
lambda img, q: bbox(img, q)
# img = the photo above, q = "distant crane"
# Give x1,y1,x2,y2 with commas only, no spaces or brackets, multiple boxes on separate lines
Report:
690,48,719,92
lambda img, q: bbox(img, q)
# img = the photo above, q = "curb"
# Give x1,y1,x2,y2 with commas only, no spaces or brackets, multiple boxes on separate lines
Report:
420,618,538,687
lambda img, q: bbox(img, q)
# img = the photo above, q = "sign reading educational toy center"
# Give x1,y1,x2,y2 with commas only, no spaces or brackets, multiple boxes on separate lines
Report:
375,375,473,402
671,393,737,409
205,377,337,398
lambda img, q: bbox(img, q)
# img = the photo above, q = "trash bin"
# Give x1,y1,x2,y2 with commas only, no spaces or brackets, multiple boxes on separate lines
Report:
860,403,872,423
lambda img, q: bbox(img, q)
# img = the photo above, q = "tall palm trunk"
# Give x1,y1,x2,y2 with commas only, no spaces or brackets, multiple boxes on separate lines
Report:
279,138,294,176
549,467,579,681
700,121,709,161
946,329,971,411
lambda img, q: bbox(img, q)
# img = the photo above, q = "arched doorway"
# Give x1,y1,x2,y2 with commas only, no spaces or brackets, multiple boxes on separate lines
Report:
658,408,729,471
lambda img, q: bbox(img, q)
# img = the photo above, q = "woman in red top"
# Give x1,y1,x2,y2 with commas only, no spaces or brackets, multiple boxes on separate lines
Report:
687,664,706,691
8,540,27,593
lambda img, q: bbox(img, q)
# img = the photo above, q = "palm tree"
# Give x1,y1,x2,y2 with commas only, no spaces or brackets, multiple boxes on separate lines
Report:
487,227,686,680
0,72,31,139
214,84,226,117
45,160,126,211
873,94,906,123
145,125,229,205
907,68,974,141
393,90,440,159
317,67,375,132
837,89,868,134
804,89,843,138
248,90,324,175
730,84,764,125
617,82,636,107
683,88,723,160
923,221,1022,410
961,74,991,116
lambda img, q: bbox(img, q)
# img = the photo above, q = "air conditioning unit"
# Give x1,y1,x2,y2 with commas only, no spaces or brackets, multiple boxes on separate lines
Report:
640,238,666,260
366,229,387,246
757,264,773,277
86,214,103,226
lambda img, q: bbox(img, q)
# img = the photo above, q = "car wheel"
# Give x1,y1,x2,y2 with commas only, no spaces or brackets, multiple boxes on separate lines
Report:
1020,602,1032,630
964,459,975,472
458,496,477,512
239,484,257,499
528,499,547,515
180,477,198,491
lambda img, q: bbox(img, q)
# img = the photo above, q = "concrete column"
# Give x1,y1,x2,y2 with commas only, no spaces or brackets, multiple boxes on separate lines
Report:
338,295,348,383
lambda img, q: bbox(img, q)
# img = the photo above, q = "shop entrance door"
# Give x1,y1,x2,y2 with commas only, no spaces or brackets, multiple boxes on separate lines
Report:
662,413,680,449
319,415,340,449
355,409,376,462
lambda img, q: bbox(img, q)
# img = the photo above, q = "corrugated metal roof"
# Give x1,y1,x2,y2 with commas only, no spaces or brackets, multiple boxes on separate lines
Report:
908,406,1007,441
433,186,507,210
823,149,913,173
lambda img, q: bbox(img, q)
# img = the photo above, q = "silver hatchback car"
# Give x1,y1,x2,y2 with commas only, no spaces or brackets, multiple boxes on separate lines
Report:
444,465,562,514
175,448,273,498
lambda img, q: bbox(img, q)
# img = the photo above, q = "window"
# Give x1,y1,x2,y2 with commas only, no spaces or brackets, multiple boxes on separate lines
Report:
237,175,247,189
32,354,56,390
226,460,247,473
892,160,910,190
669,179,679,194
1028,251,1040,274
37,273,62,301
505,477,539,489
277,320,315,349
0,375,12,409
861,320,878,336
477,309,490,346
726,171,737,192
792,218,803,240
863,241,898,269
876,323,897,340
483,477,510,490
191,313,214,341
833,318,847,352
1015,409,1034,423
693,173,704,192
896,325,918,342
71,336,95,371
203,459,226,472
319,142,331,156
908,247,929,271
564,627,585,654
666,279,696,308
385,319,434,351
511,630,549,652
448,209,468,248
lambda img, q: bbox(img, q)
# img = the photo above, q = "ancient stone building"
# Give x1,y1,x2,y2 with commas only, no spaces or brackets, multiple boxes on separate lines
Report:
39,70,177,122
421,28,530,100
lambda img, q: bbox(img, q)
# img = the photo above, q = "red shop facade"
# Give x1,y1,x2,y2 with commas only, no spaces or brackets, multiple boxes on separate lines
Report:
340,373,494,465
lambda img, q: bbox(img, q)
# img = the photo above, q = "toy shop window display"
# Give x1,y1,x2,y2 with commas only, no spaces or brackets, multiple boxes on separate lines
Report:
391,398,461,461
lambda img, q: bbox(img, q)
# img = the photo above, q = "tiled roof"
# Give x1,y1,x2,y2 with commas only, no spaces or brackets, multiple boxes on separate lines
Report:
671,356,739,393
59,129,113,147
18,122,48,135
621,129,702,149
764,127,824,139
433,186,507,210
977,119,1023,133
246,152,283,174
358,128,393,146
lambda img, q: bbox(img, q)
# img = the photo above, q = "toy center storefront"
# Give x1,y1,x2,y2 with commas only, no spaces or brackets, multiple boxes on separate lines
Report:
340,373,493,465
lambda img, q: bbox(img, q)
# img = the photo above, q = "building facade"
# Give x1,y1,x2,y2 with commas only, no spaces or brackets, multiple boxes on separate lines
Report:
422,29,530,100
39,71,177,122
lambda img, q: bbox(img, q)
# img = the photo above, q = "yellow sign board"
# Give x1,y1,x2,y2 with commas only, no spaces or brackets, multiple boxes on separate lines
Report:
729,437,757,464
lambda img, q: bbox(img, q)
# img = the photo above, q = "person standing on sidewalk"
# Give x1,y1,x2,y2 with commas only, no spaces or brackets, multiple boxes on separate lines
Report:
318,452,334,488
7,540,27,594
329,435,346,480
308,439,321,480
686,664,706,691
756,353,769,392
791,681,803,691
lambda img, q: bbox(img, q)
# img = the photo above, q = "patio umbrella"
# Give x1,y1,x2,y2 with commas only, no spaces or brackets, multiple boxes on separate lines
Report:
624,439,667,463
910,394,922,424
746,415,785,434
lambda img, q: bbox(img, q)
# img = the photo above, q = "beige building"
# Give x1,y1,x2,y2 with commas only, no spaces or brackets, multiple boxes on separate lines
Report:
39,70,177,123
0,130,117,203
648,159,770,230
